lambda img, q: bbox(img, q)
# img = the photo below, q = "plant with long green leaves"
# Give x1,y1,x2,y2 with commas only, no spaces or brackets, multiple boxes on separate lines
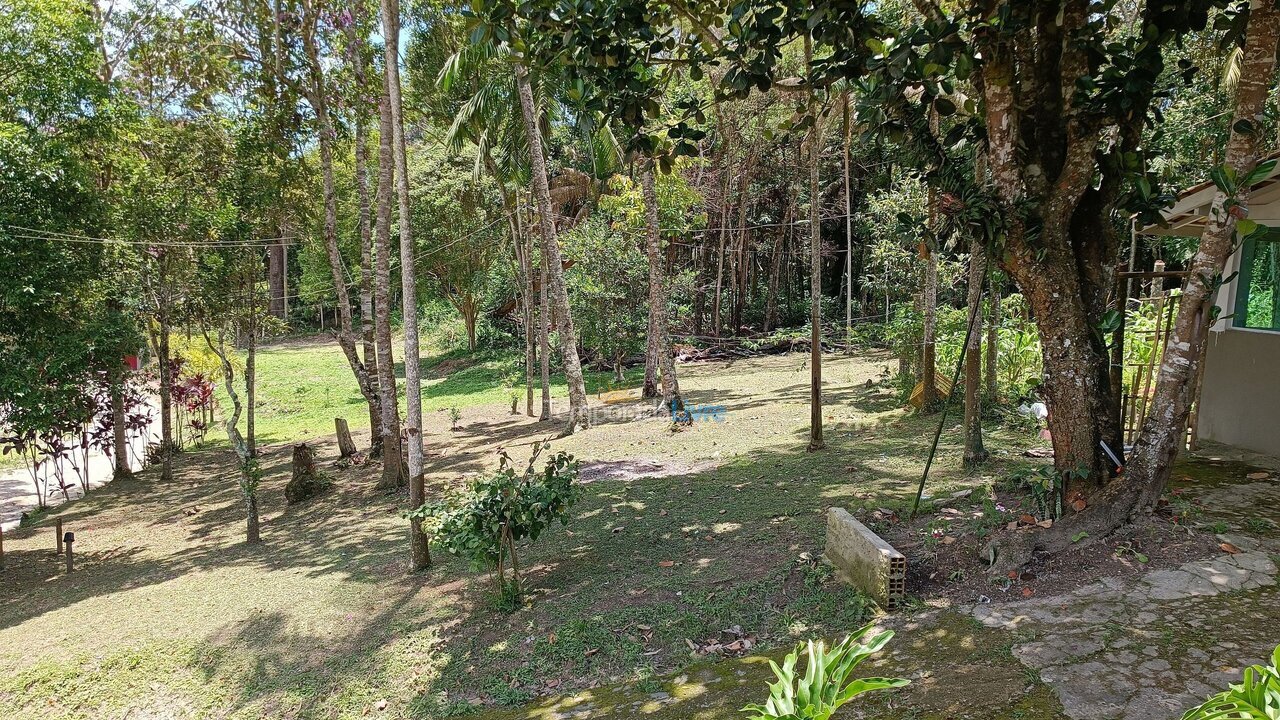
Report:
1181,645,1280,720
742,626,908,720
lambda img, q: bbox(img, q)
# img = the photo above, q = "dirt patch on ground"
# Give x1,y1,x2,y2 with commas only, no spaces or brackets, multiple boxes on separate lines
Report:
878,490,1221,605
578,458,719,484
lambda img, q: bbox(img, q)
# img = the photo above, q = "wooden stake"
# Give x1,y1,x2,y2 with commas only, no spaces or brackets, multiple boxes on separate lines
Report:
56,518,63,555
64,531,74,573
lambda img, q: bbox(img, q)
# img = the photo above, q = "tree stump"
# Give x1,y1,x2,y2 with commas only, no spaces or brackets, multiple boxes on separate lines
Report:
285,443,330,504
335,418,357,458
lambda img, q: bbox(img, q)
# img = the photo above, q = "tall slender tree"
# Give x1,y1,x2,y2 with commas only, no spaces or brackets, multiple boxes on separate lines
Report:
641,162,684,414
373,94,405,491
805,36,825,451
514,63,590,432
381,0,430,569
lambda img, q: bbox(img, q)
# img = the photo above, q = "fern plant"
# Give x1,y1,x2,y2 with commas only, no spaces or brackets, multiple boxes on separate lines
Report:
742,626,909,720
1181,645,1280,720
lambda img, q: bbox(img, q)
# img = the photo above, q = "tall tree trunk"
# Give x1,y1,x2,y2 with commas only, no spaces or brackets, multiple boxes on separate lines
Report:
514,63,589,432
374,95,404,491
268,242,286,318
764,233,782,332
354,76,382,455
522,237,536,416
111,370,130,479
963,243,988,465
381,0,429,571
1126,1,1280,508
843,92,853,354
246,268,257,459
693,234,706,336
204,329,259,544
642,312,659,399
301,20,380,438
985,272,1000,399
539,249,552,420
641,163,683,413
712,210,728,336
806,40,824,452
512,197,536,417
156,259,173,482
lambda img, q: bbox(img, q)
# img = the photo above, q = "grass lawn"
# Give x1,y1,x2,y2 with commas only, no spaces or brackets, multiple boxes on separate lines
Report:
237,335,646,447
0,342,1061,720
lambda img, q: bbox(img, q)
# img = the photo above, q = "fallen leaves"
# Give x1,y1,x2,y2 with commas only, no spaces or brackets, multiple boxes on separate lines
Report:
1246,471,1270,480
658,560,675,568
1219,542,1242,555
684,625,756,657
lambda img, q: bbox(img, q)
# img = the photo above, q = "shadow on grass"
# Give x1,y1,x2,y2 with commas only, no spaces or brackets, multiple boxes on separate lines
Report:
0,383,1063,718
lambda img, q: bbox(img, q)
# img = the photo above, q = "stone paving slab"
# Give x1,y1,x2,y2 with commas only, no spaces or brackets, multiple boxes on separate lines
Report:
972,542,1279,719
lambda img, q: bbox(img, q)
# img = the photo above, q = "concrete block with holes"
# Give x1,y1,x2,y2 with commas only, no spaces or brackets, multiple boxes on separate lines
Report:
823,507,907,609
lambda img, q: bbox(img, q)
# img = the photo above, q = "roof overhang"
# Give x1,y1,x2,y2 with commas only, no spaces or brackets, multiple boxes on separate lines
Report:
1140,150,1280,237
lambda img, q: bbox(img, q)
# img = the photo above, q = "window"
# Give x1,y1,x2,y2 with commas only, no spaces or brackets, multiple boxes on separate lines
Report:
1233,231,1280,331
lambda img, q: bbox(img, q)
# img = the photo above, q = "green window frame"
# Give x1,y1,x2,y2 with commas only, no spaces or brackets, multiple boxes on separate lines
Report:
1232,230,1280,331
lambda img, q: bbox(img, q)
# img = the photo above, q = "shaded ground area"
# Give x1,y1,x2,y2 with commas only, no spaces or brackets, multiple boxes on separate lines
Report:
1,348,1276,720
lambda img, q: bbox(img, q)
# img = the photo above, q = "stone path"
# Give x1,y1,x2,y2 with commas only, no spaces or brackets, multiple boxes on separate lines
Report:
971,449,1280,720
972,540,1278,719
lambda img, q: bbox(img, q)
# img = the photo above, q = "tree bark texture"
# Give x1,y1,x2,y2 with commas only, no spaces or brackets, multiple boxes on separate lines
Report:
641,164,683,413
380,0,430,571
806,59,825,452
963,242,988,465
515,63,589,432
373,95,405,491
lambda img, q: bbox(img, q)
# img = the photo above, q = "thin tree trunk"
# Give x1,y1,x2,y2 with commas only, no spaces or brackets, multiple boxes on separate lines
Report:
373,95,404,491
806,36,824,451
354,70,382,455
301,18,380,437
111,369,130,479
513,197,536,417
1126,1,1280,508
985,272,1000,399
381,0,429,570
204,330,259,544
642,163,683,414
515,63,588,432
157,259,173,482
843,92,853,353
246,268,257,458
539,248,552,420
963,243,988,465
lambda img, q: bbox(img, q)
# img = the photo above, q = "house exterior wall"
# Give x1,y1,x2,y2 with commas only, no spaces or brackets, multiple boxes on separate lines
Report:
1198,327,1280,456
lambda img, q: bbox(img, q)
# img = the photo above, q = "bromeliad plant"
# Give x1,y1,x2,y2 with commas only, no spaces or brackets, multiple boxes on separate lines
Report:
1181,644,1280,719
413,443,581,604
742,625,908,720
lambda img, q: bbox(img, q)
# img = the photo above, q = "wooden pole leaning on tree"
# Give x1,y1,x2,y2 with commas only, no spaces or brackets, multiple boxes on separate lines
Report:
911,258,991,519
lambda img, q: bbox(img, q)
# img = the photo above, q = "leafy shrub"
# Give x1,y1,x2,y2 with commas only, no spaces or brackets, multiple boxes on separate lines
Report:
742,625,908,720
1181,644,1279,719
414,443,581,601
